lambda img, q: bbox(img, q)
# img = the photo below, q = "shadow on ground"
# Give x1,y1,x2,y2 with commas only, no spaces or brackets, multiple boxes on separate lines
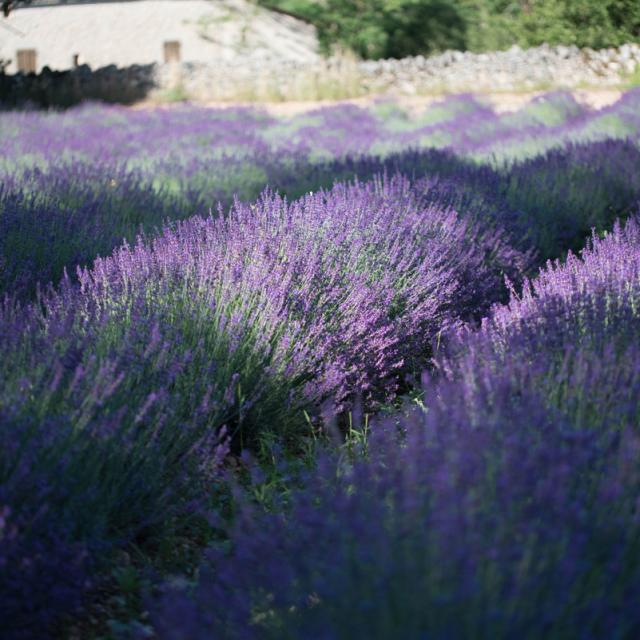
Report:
0,62,156,108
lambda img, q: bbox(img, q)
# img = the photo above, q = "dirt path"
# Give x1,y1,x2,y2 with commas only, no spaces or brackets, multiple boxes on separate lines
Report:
132,88,624,117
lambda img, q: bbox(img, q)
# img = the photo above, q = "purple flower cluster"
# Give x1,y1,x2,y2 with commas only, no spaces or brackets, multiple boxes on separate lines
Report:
152,214,640,639
2,90,638,167
0,413,89,640
447,213,640,367
7,175,521,428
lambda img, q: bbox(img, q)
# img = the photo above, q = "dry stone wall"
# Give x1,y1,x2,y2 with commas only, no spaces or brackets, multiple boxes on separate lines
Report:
357,43,640,94
1,43,639,107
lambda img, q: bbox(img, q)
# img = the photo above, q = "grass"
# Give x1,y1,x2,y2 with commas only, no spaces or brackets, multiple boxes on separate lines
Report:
620,63,640,88
157,84,190,103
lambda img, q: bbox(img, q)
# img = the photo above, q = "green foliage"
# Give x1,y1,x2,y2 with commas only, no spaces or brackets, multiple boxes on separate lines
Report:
502,0,640,49
259,0,466,59
314,0,466,59
256,0,640,59
160,84,190,103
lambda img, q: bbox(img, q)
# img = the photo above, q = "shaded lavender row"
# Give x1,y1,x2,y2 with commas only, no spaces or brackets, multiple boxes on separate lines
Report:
151,214,640,639
0,295,231,639
2,90,640,300
0,175,523,638
3,137,640,299
1,89,639,301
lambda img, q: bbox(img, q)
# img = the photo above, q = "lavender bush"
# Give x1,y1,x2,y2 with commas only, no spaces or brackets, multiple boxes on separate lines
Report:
3,175,523,435
154,373,640,639
497,139,640,261
0,413,89,640
0,173,524,636
0,292,231,638
446,213,640,372
151,214,640,640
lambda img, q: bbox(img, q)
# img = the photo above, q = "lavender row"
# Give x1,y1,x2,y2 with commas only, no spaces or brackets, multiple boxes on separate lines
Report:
2,91,639,168
151,213,640,639
2,90,640,299
3,137,640,299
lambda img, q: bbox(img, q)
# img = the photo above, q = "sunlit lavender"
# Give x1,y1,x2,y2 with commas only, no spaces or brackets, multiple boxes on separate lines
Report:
2,90,640,639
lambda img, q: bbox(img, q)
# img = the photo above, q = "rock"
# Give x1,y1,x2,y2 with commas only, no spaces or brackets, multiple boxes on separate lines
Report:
1,42,638,106
619,44,632,61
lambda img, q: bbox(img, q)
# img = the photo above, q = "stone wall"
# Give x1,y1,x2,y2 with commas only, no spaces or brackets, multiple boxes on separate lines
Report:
357,43,640,94
2,43,639,108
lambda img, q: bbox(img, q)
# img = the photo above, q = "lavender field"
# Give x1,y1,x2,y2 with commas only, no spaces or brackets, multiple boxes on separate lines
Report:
2,90,640,639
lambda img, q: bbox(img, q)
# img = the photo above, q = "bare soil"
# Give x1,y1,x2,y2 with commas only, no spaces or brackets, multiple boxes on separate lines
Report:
132,88,624,117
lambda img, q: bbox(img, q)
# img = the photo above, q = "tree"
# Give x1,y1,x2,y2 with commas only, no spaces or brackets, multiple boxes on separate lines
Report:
257,0,640,58
464,0,640,50
302,0,467,59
